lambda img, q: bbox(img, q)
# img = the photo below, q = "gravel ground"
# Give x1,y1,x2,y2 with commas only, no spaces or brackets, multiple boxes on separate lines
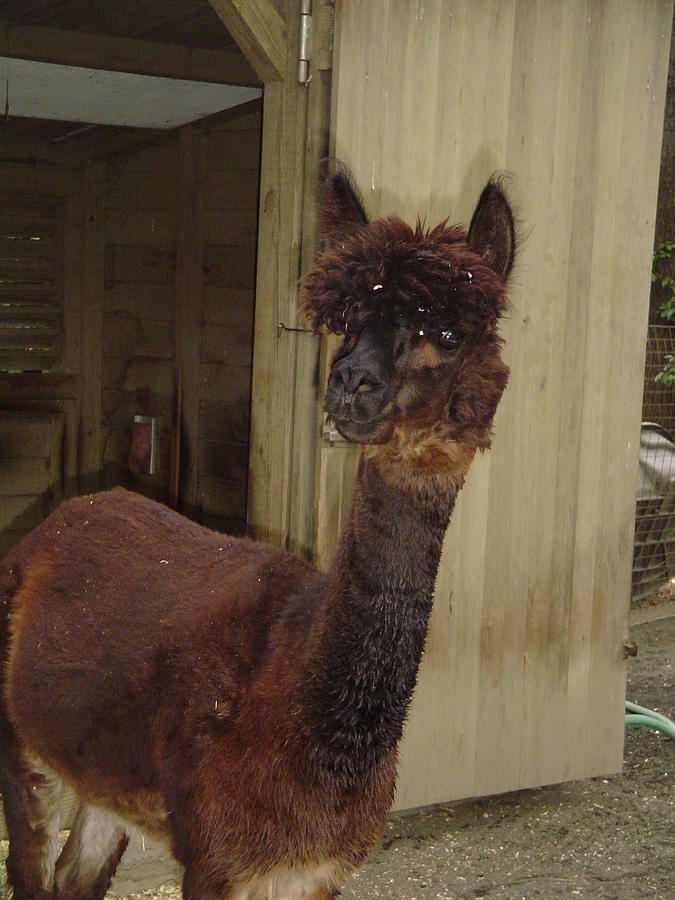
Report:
1,612,672,899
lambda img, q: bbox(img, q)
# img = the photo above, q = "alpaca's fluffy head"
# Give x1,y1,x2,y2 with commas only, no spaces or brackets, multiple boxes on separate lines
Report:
300,164,516,484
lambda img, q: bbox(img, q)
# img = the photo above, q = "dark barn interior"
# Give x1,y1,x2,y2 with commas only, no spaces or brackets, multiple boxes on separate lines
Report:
0,0,265,555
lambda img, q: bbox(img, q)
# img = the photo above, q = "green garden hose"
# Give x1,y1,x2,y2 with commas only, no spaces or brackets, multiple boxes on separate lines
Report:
625,700,675,739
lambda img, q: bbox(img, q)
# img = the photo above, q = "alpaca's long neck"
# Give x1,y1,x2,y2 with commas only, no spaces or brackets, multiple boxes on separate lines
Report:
305,455,457,783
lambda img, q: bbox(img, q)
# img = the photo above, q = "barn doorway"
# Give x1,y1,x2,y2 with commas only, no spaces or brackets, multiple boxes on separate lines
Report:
0,1,280,558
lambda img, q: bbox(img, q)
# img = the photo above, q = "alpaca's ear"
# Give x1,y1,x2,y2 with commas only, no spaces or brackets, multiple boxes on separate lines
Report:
319,162,369,247
467,180,516,279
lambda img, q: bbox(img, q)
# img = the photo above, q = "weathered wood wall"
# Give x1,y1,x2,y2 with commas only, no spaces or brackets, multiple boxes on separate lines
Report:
323,0,673,808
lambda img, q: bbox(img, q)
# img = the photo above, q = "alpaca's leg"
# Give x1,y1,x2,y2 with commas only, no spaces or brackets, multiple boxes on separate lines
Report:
0,749,62,900
53,804,129,900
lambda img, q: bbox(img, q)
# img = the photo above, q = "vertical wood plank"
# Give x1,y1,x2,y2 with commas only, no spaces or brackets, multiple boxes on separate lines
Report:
289,0,335,559
79,160,106,493
61,194,83,493
249,0,333,555
175,127,206,514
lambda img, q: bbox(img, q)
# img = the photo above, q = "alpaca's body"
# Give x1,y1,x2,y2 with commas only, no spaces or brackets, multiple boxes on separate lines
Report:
1,466,451,897
0,165,515,898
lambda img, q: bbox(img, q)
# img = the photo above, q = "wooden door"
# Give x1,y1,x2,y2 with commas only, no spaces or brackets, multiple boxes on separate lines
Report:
318,0,673,808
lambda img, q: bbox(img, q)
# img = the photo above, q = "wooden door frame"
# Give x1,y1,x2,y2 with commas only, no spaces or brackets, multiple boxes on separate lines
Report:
209,0,334,555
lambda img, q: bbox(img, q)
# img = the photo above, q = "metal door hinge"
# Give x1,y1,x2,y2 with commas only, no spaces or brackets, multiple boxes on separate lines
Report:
298,0,312,84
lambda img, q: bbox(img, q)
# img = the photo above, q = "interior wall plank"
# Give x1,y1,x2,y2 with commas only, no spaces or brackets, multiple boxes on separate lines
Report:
328,0,673,808
174,127,206,514
78,160,106,493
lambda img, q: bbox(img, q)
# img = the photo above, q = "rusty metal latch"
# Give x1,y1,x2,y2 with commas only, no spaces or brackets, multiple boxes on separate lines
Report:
622,640,638,659
322,416,351,448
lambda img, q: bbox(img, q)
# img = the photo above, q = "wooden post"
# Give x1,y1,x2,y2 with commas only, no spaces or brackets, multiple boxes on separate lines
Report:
247,0,333,554
78,159,106,494
291,0,335,558
174,127,206,516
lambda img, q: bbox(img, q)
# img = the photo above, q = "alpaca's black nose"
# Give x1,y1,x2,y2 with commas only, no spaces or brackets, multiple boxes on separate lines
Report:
326,326,393,422
332,364,383,401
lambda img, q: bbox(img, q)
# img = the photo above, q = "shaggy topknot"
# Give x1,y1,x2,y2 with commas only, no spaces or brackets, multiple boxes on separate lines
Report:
300,216,507,340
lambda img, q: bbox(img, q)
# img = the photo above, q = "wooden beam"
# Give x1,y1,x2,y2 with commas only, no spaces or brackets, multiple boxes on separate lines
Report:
247,0,332,552
208,0,286,82
0,21,259,86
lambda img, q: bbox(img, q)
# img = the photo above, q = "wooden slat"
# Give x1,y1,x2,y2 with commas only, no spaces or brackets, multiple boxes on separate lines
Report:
0,193,63,218
327,0,673,809
0,235,61,260
104,245,175,284
0,214,62,241
0,303,61,321
105,172,178,211
202,327,252,367
0,22,258,87
0,260,59,285
202,287,254,325
102,316,173,360
0,282,58,302
104,284,175,320
0,323,60,346
0,187,65,369
0,164,84,197
104,208,177,248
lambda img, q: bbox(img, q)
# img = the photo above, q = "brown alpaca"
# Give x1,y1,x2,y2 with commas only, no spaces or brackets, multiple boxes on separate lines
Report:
0,165,515,899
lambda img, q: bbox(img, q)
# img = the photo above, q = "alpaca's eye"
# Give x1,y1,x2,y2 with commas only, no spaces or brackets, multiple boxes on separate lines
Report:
438,329,460,351
345,301,365,334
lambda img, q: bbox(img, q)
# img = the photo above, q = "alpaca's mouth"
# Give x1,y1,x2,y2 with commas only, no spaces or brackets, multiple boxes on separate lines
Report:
325,408,395,445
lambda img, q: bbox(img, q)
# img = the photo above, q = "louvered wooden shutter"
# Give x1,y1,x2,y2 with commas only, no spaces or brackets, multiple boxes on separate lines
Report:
0,194,64,372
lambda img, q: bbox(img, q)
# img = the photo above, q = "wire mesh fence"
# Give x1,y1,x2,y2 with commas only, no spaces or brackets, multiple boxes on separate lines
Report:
633,324,675,600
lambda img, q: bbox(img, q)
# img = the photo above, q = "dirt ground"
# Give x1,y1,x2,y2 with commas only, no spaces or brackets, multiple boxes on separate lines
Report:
1,609,672,899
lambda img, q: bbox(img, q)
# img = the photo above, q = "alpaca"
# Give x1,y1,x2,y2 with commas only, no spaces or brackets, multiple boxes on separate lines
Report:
0,165,515,900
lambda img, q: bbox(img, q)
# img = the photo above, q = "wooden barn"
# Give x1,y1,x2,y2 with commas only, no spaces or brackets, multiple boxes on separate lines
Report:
0,0,672,828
